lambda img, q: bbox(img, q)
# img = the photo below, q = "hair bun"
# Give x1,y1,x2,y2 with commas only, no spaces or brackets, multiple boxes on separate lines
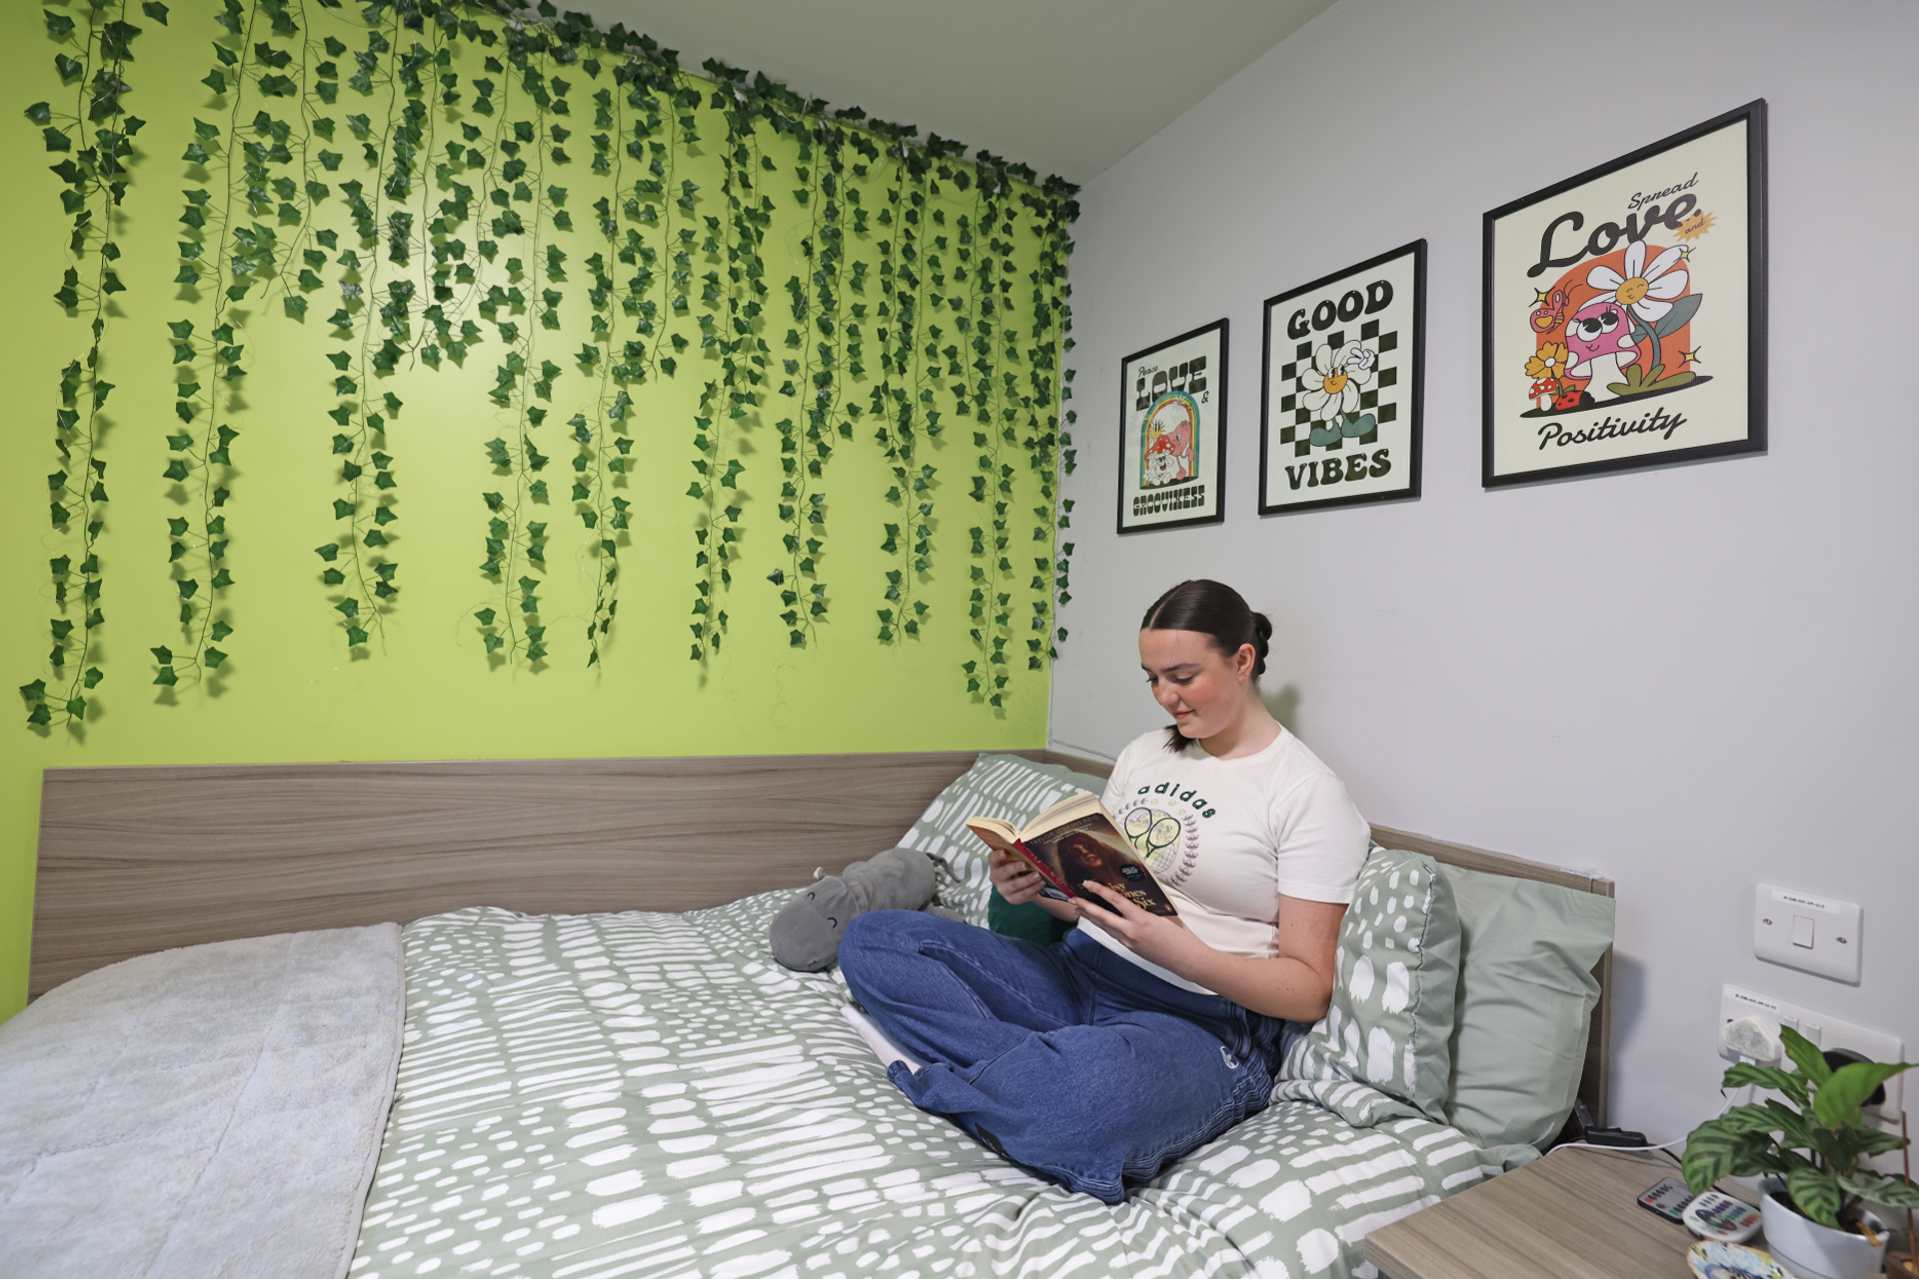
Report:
1250,611,1272,676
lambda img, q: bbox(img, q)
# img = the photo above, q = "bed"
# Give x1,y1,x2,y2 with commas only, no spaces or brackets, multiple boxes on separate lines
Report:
9,750,1615,1278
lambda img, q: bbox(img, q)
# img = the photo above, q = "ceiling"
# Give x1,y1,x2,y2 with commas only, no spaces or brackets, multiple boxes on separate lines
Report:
565,0,1337,183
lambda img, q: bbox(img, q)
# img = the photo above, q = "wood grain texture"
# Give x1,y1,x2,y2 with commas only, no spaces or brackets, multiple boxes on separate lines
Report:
30,751,980,998
1364,1147,1728,1279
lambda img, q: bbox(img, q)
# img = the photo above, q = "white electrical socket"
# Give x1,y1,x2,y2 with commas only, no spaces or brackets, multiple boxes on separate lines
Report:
1720,985,1905,1120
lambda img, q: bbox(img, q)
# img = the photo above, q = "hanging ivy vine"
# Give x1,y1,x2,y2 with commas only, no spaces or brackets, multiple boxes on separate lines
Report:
19,0,156,728
685,59,771,664
570,41,674,665
474,25,571,668
961,153,1013,706
313,6,412,652
18,0,1081,724
1038,177,1081,663
156,0,280,690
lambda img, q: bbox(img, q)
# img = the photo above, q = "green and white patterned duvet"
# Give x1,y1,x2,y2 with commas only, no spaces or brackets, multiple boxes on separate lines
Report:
350,883,1520,1279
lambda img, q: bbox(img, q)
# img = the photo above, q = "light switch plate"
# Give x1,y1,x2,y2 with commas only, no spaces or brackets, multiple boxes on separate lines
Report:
1753,884,1861,983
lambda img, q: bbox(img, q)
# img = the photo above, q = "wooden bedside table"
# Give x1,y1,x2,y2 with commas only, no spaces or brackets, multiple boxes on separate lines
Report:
1365,1147,1738,1278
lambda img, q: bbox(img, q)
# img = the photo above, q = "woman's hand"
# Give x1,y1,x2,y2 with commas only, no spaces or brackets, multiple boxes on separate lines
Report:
988,849,1047,905
1078,882,1206,975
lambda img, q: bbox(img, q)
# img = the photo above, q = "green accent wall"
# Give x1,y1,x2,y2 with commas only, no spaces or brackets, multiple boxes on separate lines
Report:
1,2,1074,1018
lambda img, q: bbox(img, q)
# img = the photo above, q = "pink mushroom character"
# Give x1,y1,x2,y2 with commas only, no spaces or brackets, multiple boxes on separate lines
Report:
1564,296,1639,401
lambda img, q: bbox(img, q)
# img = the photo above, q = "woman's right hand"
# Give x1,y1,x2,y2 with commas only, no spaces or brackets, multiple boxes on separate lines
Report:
988,849,1046,905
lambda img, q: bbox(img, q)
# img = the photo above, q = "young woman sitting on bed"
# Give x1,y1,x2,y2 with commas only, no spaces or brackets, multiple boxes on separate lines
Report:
839,578,1371,1204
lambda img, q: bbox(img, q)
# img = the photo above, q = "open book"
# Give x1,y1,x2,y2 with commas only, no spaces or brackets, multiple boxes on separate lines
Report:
966,792,1179,917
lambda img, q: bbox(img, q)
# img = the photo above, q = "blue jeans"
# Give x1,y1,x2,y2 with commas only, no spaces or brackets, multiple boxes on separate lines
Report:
839,910,1284,1203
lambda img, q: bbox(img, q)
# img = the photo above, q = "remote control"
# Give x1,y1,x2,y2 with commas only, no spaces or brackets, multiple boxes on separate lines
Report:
1637,1176,1695,1222
1682,1189,1762,1243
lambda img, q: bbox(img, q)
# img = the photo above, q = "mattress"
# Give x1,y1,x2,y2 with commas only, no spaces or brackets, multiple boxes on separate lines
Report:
349,889,1514,1278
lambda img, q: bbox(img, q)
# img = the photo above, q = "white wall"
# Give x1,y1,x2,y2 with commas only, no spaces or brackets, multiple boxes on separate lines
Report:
1053,0,1919,1143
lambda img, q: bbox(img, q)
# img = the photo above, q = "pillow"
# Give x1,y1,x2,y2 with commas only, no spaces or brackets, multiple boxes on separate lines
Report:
986,886,1072,946
899,752,1107,926
1440,864,1615,1149
1278,844,1461,1122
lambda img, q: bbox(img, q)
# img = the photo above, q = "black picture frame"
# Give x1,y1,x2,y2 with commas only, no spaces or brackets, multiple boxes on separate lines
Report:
1482,99,1768,487
1115,317,1229,534
1258,239,1426,516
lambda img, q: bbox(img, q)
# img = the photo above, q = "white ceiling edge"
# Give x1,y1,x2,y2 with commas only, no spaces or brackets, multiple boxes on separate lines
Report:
559,0,1337,183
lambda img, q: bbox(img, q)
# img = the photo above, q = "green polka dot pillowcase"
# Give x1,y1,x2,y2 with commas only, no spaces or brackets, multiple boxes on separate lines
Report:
1277,844,1462,1123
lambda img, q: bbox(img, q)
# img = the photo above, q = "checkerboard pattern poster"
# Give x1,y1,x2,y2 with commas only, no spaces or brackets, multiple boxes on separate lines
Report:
1260,241,1425,514
1117,318,1228,533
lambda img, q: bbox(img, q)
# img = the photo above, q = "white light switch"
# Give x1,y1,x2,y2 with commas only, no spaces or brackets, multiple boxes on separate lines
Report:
1755,885,1861,983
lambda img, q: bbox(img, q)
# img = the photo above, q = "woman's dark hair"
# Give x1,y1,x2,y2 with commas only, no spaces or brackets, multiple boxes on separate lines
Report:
1140,579,1271,752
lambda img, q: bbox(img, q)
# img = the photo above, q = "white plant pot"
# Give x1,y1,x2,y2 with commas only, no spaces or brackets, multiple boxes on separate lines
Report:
1760,1183,1889,1279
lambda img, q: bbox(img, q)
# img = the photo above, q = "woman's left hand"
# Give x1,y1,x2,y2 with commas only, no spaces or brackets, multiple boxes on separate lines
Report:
1078,883,1206,975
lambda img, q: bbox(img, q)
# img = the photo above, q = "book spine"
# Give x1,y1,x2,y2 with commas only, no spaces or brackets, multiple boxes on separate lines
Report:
1014,839,1076,898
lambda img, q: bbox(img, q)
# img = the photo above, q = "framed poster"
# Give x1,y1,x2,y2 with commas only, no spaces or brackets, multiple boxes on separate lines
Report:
1259,240,1425,514
1117,318,1227,533
1484,99,1767,486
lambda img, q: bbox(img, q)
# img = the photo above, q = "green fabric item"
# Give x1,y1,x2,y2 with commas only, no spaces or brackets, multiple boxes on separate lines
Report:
986,886,1072,946
1439,863,1616,1150
1279,845,1462,1123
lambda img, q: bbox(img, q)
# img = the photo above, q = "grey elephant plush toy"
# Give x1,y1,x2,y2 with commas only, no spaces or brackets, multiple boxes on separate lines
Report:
769,845,953,972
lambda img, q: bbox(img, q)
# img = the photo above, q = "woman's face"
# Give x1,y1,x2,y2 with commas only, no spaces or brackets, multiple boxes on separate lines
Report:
1139,627,1252,740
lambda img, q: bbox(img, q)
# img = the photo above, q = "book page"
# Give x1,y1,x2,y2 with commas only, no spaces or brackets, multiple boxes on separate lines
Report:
1018,790,1102,840
964,817,1071,900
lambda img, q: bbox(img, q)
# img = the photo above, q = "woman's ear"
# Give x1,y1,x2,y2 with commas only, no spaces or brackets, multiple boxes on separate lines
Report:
1235,643,1256,681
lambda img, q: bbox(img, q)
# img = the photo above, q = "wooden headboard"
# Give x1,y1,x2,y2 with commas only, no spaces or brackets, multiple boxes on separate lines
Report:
31,746,1613,1121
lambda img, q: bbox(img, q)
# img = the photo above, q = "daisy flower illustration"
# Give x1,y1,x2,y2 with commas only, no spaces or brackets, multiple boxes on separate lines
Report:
1298,341,1377,424
1586,239,1688,324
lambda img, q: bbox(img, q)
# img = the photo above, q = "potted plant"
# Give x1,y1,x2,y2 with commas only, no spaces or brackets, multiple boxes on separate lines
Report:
1684,1027,1919,1279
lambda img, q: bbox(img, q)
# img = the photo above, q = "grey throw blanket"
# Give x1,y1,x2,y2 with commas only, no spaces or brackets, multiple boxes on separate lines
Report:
0,925,405,1279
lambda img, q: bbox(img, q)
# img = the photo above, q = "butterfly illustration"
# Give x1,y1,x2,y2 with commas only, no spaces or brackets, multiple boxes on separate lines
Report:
1529,287,1570,334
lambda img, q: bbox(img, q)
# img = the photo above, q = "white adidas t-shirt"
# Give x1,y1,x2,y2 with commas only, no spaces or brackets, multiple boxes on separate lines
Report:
1077,725,1370,993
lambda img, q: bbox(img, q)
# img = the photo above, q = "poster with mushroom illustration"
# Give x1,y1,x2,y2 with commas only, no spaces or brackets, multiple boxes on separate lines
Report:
1258,240,1425,514
1483,100,1767,485
1117,318,1228,533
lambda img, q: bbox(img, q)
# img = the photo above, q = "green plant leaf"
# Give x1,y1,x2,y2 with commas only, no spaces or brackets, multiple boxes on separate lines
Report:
1718,1104,1784,1136
1682,1119,1742,1193
1786,1164,1843,1228
1780,1027,1831,1085
1722,1062,1810,1106
1840,1173,1919,1209
1813,1060,1916,1129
